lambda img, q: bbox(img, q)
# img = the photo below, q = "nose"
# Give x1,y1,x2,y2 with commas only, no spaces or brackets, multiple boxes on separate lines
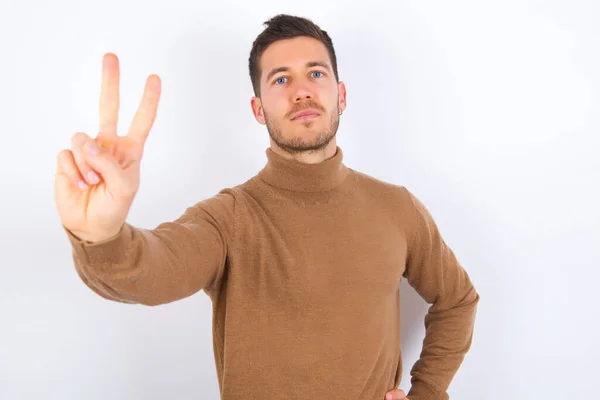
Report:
294,92,312,103
292,82,314,103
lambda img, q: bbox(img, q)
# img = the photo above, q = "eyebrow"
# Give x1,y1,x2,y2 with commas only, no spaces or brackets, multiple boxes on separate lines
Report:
264,61,331,83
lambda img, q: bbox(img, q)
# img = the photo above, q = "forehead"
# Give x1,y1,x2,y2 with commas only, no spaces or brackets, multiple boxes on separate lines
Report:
260,36,331,76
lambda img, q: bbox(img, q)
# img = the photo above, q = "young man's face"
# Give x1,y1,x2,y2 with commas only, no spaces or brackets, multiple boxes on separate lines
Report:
251,36,346,154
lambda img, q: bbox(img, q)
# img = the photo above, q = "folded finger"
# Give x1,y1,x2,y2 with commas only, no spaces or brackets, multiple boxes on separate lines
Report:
81,139,130,198
71,132,101,185
57,149,88,189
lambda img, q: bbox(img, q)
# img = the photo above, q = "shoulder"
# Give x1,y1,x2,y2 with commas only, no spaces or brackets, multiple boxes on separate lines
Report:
350,169,414,205
349,169,431,228
191,176,263,215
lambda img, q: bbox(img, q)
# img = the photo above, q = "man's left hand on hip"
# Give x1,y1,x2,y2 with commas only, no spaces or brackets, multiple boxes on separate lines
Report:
385,388,409,399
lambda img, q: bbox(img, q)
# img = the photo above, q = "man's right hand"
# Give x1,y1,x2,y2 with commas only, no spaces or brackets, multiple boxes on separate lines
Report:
54,53,162,243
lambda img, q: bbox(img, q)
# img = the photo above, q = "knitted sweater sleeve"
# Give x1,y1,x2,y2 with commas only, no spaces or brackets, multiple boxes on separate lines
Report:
64,190,235,306
403,188,480,400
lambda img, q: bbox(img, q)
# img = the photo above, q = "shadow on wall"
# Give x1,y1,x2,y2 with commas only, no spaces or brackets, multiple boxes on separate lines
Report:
399,278,429,387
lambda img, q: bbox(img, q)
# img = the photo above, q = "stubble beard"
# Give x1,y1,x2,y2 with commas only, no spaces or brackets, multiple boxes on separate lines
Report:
264,104,341,155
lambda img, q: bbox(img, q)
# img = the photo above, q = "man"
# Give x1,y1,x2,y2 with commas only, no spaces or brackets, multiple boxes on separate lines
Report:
54,14,479,400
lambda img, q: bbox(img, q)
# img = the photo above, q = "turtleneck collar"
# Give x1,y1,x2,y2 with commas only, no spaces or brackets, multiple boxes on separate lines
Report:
257,146,350,192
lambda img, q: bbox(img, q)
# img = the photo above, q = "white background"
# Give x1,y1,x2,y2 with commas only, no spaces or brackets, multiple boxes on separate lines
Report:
1,0,598,399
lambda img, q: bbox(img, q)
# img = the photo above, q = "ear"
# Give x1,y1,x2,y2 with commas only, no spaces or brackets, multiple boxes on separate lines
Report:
337,81,347,114
250,96,266,125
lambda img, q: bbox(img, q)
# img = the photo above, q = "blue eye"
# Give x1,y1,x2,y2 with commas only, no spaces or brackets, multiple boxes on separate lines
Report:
312,71,323,78
275,77,287,85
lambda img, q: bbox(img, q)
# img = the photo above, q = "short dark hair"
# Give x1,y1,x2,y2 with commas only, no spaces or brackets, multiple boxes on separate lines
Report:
248,14,339,97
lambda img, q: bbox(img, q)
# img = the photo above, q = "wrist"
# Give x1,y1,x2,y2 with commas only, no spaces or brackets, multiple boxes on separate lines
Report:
69,225,123,244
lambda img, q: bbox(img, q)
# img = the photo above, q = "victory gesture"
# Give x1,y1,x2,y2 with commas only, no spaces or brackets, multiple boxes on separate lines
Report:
54,53,162,243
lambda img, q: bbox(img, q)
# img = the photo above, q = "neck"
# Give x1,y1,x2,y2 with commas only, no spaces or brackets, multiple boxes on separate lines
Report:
268,138,338,165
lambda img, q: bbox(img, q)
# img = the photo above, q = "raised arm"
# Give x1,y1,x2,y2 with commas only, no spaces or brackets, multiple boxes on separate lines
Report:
64,192,235,305
54,53,234,305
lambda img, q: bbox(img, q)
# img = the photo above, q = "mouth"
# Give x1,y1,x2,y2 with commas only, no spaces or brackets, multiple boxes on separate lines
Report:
291,109,321,121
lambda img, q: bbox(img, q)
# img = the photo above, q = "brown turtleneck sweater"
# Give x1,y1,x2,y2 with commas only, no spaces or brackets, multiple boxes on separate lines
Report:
65,146,479,400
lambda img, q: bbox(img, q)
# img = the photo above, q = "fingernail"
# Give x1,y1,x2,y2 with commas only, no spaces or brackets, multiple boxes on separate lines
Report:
85,141,99,155
77,180,88,189
87,171,100,184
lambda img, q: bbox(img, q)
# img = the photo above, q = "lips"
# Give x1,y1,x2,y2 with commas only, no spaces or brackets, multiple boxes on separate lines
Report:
291,108,320,120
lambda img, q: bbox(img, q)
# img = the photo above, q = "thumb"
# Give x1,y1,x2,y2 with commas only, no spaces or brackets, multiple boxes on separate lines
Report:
82,140,129,194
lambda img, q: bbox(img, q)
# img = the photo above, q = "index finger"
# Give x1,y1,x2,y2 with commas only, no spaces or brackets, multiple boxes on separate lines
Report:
126,74,161,145
99,53,120,138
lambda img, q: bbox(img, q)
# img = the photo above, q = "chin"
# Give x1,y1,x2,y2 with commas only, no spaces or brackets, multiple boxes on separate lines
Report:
266,115,337,152
283,131,335,151
292,130,324,143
